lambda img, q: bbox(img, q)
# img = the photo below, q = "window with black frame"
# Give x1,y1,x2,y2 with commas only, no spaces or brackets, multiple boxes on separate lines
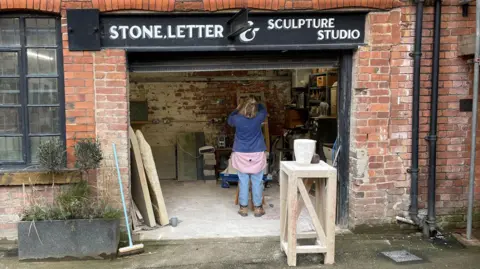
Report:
0,16,64,166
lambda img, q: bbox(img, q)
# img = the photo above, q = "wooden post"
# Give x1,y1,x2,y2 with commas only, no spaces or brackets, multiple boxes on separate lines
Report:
316,178,326,229
324,171,337,264
287,172,298,266
280,170,288,249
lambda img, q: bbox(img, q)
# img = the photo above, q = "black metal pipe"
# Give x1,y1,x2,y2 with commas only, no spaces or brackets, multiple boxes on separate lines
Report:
408,0,425,225
425,0,442,236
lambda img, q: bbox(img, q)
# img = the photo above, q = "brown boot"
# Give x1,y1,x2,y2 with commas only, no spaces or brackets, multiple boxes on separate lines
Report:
254,206,265,217
238,206,248,217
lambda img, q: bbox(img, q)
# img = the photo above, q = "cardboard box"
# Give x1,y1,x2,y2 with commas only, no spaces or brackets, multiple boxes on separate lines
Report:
284,109,308,129
327,74,338,87
316,76,325,87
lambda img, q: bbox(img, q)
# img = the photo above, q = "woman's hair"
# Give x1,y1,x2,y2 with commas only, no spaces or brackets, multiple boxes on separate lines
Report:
238,97,258,119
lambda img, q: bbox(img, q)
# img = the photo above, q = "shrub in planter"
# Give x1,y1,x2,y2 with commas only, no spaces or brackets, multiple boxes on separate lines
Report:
18,139,122,260
36,138,66,173
74,138,103,173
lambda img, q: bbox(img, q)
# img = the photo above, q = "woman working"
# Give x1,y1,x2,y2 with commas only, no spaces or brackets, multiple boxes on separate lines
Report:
228,97,267,217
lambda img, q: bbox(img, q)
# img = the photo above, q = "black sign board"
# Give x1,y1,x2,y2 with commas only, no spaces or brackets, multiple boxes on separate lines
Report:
67,9,101,51
99,12,366,51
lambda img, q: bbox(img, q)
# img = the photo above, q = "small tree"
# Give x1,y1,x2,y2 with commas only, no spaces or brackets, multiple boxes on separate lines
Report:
74,139,103,174
37,138,66,173
22,139,121,222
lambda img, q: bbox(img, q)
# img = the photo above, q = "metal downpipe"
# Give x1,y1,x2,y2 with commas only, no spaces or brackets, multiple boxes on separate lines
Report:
467,0,480,240
425,0,442,237
408,0,425,225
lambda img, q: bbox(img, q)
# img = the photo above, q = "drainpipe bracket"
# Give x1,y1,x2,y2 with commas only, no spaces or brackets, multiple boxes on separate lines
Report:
409,52,423,58
407,168,419,174
425,134,437,141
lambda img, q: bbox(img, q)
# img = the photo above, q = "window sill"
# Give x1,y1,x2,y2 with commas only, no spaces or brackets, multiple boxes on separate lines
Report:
0,168,82,186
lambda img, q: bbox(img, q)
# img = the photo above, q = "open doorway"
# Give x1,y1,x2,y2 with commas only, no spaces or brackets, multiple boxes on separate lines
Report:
127,51,351,240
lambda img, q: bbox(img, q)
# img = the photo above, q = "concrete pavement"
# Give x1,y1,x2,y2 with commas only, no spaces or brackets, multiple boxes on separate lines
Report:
1,232,479,269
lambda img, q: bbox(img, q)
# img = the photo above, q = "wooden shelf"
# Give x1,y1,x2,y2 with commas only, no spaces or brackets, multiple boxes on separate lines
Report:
311,116,337,120
312,71,338,76
131,121,150,125
309,86,328,91
286,106,308,111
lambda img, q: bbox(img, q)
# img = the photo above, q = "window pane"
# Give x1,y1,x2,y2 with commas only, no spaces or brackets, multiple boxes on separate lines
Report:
28,78,58,104
28,107,60,134
27,49,57,75
26,18,56,47
0,78,20,104
0,18,20,47
0,107,22,133
0,136,22,161
30,136,61,164
0,52,18,75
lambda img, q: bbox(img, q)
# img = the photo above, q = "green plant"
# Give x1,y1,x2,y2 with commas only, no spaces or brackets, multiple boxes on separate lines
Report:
22,205,63,222
37,138,66,173
21,180,121,221
74,139,103,172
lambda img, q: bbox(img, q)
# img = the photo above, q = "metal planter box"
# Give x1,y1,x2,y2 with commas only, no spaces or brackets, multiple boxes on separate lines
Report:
18,219,120,260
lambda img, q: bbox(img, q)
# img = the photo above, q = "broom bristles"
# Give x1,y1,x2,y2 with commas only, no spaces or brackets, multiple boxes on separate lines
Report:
118,244,145,256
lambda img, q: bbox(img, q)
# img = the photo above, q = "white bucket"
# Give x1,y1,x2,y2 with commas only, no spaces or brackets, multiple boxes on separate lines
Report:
294,139,316,165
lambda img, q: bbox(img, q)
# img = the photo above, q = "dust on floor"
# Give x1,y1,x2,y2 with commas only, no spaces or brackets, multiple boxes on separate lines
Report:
134,180,317,241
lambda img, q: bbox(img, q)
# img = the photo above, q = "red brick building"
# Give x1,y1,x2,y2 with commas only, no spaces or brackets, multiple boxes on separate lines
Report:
0,0,479,240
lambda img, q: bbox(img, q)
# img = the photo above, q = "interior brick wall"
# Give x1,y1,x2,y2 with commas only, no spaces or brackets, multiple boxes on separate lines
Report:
130,70,291,147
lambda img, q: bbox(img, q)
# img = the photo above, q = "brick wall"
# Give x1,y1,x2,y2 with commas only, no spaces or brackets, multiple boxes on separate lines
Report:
62,16,96,165
94,50,129,209
0,3,129,240
350,2,479,228
0,185,61,240
61,2,129,208
0,0,403,13
130,70,291,147
1,0,479,240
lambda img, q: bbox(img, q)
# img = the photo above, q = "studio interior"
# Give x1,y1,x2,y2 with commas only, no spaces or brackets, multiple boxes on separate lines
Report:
128,65,340,240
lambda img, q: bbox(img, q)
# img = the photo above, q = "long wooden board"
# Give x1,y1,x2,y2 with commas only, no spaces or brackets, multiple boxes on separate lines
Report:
129,126,156,227
136,130,170,226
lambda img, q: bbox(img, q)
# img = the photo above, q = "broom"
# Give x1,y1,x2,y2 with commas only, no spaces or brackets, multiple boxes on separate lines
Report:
113,143,145,256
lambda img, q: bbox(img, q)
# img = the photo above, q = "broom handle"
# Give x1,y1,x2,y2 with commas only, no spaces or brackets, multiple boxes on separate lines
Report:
113,143,133,247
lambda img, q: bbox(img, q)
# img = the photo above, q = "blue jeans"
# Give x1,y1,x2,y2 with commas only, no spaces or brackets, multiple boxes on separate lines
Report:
238,171,264,207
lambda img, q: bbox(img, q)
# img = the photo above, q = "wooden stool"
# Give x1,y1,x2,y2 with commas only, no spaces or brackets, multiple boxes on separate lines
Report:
234,181,265,210
279,161,337,266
